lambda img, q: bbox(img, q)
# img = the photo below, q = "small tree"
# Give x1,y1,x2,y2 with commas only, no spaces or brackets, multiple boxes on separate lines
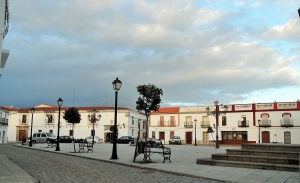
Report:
63,107,81,152
207,126,215,146
136,84,163,162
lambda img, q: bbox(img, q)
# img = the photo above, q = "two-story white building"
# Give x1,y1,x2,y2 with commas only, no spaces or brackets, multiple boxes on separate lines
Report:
7,104,146,143
149,100,300,145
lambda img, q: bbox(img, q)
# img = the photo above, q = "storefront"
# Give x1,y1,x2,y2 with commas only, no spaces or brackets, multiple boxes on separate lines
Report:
221,131,250,145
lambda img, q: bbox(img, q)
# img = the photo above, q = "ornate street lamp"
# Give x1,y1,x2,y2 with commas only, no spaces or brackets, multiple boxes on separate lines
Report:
206,100,228,148
88,109,101,146
55,97,63,151
194,119,197,146
258,119,261,143
111,77,122,159
29,107,35,147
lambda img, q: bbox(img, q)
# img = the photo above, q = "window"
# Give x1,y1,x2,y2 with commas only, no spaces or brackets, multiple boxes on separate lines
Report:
228,132,232,139
143,120,146,129
37,133,41,137
38,130,42,132
132,117,134,125
22,115,27,123
222,116,226,126
42,133,46,137
49,130,53,133
69,130,73,136
132,129,134,136
152,131,155,138
47,114,53,123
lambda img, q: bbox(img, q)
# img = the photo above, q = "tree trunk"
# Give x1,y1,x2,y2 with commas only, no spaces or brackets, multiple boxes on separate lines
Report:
72,124,76,152
143,114,149,162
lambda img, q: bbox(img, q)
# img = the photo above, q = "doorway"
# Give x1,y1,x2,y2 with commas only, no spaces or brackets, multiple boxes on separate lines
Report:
186,132,192,144
262,131,270,143
19,130,26,141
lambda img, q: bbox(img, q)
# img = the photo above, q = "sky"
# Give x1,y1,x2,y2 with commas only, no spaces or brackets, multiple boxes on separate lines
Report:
0,0,300,110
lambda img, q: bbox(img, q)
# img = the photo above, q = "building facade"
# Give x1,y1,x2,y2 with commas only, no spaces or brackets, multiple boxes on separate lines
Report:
7,104,146,143
0,106,9,143
149,100,300,145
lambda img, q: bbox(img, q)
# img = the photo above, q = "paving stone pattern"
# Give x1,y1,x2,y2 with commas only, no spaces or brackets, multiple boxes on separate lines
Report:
0,144,227,183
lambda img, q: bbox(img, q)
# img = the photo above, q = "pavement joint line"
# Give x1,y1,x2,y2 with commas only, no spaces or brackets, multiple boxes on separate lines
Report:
14,144,231,183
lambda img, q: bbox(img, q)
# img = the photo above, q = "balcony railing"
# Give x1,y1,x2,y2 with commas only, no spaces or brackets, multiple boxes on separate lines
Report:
44,121,54,126
167,120,177,127
157,120,166,126
238,120,249,127
280,119,293,127
201,121,210,128
259,120,271,127
184,121,193,128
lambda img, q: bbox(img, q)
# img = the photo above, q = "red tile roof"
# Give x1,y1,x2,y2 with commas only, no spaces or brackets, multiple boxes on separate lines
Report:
152,107,180,114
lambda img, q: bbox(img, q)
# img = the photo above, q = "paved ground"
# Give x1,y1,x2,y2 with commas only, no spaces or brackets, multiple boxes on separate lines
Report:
0,143,299,183
0,143,226,183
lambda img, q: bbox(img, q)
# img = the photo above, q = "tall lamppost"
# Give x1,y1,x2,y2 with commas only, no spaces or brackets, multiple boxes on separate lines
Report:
206,100,228,148
298,7,300,17
111,77,122,159
29,107,35,147
88,109,101,146
55,97,63,151
258,119,261,143
194,119,197,146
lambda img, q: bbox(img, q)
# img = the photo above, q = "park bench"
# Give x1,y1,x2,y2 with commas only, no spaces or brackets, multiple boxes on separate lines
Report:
135,141,171,163
46,139,56,148
78,139,93,153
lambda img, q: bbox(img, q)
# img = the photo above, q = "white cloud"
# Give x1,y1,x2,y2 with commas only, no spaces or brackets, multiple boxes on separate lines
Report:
1,0,300,109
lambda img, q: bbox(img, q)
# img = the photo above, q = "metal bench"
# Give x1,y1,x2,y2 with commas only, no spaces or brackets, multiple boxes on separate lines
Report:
135,141,171,163
78,139,93,153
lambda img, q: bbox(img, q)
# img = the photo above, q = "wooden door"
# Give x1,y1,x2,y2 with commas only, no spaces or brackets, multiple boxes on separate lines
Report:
159,132,165,141
19,130,26,141
186,132,192,144
284,131,291,144
170,131,174,138
262,131,270,143
160,116,164,126
170,116,175,126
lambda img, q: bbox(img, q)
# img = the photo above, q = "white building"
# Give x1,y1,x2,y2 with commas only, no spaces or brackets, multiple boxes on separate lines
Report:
149,100,300,145
0,106,10,143
7,104,146,143
0,0,10,77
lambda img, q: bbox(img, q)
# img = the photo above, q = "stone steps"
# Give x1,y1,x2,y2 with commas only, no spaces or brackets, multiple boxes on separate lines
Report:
226,149,299,159
196,144,300,172
212,154,298,165
196,158,299,172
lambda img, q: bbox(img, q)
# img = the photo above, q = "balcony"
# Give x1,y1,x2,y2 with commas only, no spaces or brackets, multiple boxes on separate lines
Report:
259,120,271,127
238,120,249,127
157,120,166,127
280,119,293,127
44,121,54,126
184,121,193,128
201,121,210,128
167,120,177,127
0,118,7,125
